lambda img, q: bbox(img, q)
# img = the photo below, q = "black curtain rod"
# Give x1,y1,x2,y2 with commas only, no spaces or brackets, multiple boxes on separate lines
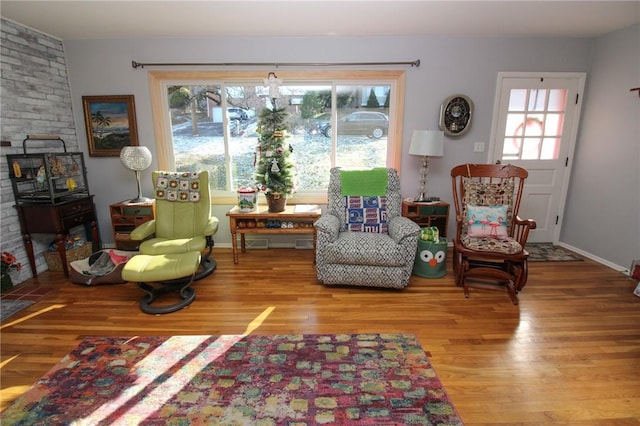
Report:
131,59,420,69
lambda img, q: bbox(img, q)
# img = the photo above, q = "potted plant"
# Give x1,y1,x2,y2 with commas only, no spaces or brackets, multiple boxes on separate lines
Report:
1,251,22,293
254,97,296,212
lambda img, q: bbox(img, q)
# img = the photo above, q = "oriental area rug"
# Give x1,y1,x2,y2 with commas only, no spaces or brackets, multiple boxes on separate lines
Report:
526,243,584,262
1,333,463,425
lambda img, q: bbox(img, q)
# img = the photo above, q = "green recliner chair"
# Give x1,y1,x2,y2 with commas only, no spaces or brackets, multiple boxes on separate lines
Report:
126,171,219,313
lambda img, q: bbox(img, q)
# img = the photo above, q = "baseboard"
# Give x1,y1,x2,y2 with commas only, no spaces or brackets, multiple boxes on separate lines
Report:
558,242,628,273
295,239,314,250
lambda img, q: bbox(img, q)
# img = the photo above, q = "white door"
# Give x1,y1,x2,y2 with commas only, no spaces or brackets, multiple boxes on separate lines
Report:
489,73,586,243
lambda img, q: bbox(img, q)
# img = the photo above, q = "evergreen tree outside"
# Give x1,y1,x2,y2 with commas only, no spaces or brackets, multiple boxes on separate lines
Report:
366,88,381,108
254,98,296,196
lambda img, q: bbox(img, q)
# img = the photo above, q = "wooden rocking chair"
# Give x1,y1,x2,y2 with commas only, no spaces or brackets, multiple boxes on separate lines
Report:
451,163,537,304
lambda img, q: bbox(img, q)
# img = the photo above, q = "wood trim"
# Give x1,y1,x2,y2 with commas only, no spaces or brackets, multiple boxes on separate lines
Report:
147,69,406,199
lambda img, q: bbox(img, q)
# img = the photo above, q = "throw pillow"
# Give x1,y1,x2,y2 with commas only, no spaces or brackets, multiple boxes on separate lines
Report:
467,204,508,239
344,195,388,233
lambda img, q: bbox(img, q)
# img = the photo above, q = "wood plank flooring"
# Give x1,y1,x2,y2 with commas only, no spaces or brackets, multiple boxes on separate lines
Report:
1,248,639,424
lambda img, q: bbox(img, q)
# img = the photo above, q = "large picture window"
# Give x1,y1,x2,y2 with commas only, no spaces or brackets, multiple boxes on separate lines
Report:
149,70,405,203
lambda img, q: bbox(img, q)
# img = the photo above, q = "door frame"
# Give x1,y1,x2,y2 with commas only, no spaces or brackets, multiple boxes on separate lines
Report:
487,72,586,244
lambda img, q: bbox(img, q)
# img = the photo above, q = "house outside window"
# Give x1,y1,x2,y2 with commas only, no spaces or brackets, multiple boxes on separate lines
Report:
149,70,406,204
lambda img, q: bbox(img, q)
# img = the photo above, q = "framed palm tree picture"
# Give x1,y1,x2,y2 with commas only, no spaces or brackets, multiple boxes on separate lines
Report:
82,95,139,157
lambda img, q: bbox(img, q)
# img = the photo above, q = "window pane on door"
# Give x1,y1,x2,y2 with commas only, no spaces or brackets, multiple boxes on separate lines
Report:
501,88,567,161
508,89,527,111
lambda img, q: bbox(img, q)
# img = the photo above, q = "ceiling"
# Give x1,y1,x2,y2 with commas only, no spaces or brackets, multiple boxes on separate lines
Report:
1,1,639,40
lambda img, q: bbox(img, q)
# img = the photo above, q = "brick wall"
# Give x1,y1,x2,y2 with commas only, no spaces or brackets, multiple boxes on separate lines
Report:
1,18,79,281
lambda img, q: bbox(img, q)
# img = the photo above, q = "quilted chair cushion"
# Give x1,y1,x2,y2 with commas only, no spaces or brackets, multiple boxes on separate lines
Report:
462,179,515,233
461,234,523,254
460,177,521,255
315,168,420,289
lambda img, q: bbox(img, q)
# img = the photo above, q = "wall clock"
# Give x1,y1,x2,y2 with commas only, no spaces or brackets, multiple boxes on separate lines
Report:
439,94,473,137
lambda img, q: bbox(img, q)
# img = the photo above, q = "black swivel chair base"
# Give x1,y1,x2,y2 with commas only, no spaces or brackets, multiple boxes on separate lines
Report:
136,257,216,315
194,257,217,281
137,273,197,315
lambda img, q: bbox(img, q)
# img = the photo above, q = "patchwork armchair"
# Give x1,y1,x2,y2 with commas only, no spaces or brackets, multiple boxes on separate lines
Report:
315,167,421,289
451,163,537,304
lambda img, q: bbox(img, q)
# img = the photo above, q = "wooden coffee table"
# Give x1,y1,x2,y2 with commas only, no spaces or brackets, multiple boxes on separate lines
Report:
226,205,322,264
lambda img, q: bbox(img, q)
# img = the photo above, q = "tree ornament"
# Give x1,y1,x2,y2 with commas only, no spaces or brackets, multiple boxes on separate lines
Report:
264,72,282,99
271,158,280,173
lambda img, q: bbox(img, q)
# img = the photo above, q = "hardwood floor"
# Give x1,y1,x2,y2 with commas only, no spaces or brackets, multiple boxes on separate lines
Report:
1,248,639,424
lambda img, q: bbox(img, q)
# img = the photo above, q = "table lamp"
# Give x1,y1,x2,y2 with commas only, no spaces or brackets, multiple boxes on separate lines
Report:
120,146,153,203
409,130,444,202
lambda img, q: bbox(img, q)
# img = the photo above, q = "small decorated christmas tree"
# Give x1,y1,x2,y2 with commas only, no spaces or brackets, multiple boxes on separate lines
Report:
254,86,295,211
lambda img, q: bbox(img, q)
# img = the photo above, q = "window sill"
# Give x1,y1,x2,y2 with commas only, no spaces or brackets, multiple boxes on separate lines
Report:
213,193,327,206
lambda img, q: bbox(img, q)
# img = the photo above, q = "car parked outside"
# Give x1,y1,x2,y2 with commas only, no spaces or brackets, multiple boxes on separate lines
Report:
228,107,248,121
305,112,332,135
318,111,389,139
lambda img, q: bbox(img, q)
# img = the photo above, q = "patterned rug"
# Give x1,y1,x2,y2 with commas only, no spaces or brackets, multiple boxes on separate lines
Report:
1,334,463,425
0,299,34,322
526,243,584,262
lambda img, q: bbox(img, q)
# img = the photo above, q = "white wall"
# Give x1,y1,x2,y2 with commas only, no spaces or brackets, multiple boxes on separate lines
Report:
561,24,640,271
63,35,592,247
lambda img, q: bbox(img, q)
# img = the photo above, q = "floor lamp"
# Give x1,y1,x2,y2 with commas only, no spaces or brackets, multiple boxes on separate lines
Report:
120,146,153,204
409,130,444,202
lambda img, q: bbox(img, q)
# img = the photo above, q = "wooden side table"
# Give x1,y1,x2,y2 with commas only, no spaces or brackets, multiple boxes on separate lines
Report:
401,200,449,237
226,205,322,264
109,200,156,251
15,195,101,278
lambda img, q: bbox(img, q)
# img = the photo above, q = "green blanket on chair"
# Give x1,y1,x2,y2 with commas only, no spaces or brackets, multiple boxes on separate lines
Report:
340,168,388,196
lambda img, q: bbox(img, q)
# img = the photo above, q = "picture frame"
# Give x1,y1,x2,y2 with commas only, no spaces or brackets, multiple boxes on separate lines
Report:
82,95,139,157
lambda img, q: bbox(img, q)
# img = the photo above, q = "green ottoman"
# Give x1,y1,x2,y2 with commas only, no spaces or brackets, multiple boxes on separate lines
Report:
413,238,447,278
122,252,201,314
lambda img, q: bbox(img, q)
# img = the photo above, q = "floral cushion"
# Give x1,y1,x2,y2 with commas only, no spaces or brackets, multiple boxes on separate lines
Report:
155,172,201,202
344,196,388,233
462,178,515,234
460,177,521,254
461,234,523,254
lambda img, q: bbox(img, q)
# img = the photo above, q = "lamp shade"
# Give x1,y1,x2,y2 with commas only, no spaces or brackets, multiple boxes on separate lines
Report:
120,146,152,172
409,130,444,157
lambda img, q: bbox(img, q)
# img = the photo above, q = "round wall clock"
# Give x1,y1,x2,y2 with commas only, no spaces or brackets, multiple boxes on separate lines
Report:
439,94,473,137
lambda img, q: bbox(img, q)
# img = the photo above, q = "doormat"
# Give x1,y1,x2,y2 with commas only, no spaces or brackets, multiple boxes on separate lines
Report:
0,299,34,322
2,334,463,425
526,243,584,262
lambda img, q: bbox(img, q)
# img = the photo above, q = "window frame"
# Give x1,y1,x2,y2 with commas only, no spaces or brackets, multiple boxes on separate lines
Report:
148,70,406,204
